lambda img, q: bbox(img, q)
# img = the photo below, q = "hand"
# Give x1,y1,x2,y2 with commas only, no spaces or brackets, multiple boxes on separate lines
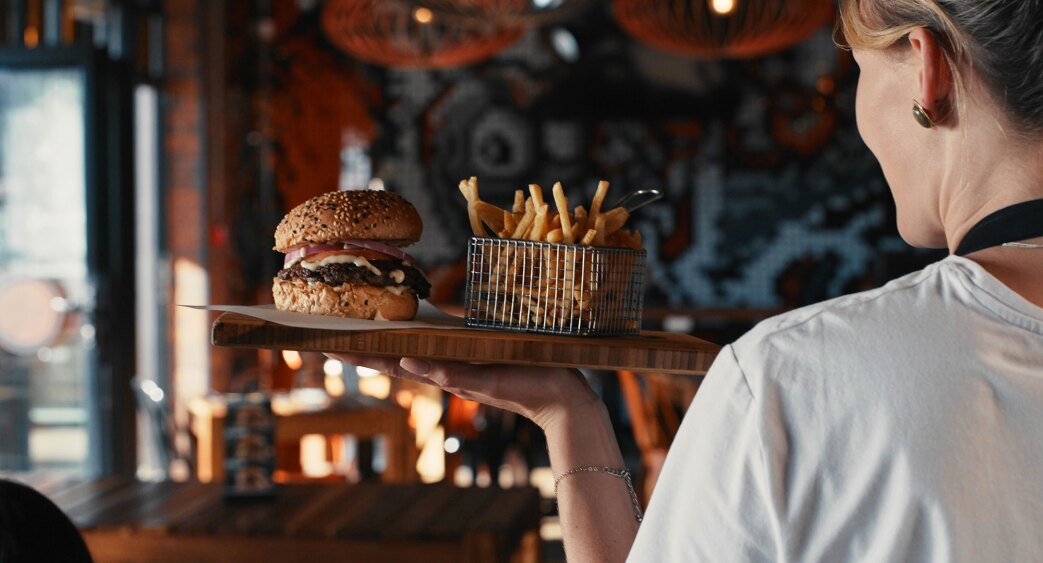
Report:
325,354,600,431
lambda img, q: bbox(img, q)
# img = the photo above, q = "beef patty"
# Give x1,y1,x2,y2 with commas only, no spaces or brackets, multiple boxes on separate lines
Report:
277,261,431,300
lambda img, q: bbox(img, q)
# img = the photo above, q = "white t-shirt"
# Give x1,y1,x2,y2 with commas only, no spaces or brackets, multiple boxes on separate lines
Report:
629,255,1043,562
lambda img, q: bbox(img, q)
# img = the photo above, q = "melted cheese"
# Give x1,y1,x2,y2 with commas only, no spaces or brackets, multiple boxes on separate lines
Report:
301,254,382,276
385,285,411,296
389,269,405,284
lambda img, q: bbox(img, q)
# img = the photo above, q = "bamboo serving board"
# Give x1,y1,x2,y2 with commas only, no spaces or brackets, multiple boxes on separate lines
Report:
212,312,719,375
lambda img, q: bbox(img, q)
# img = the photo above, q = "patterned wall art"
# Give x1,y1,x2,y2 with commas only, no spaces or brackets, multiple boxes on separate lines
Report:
240,2,942,315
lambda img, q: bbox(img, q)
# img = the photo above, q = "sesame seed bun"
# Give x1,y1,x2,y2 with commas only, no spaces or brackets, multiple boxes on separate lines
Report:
272,278,418,321
274,190,422,252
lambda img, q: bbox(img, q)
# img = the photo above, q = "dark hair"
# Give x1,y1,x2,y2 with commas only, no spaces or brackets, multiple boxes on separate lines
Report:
839,0,1043,137
0,480,93,563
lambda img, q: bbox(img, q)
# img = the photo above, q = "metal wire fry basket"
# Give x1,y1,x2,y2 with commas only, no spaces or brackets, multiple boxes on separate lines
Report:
464,237,646,336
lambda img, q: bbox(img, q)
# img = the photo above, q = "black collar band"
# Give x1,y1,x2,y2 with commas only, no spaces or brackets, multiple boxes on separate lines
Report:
955,198,1043,256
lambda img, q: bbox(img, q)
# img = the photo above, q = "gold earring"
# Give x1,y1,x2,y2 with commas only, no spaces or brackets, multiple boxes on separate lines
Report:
912,100,934,128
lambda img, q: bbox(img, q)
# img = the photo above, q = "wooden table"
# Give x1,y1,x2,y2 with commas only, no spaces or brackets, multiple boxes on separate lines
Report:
8,475,541,563
189,396,418,484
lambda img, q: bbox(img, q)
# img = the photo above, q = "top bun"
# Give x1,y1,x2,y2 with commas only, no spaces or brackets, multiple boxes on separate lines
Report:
274,190,422,251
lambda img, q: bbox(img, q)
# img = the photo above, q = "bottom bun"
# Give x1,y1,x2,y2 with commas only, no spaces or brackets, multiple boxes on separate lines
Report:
273,278,418,320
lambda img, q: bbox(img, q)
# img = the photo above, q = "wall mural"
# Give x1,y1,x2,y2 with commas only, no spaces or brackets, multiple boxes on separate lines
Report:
242,4,940,313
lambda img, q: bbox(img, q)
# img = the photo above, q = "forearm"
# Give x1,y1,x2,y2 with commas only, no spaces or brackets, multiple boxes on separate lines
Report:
544,398,640,562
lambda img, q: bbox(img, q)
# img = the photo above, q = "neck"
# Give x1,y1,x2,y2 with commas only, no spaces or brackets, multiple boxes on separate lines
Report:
936,121,1043,308
940,132,1043,255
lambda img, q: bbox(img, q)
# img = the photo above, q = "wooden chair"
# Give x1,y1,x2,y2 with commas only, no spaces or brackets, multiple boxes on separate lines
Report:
190,396,418,484
617,370,702,504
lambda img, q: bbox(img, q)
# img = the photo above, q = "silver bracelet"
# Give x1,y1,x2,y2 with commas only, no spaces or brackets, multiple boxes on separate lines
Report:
554,466,644,523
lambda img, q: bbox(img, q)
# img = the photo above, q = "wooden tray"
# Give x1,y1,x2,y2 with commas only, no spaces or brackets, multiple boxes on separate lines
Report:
212,312,719,375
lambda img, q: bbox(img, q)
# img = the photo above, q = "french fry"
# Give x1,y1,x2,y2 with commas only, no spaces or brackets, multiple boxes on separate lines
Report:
504,211,517,235
458,179,473,202
529,183,545,210
551,213,561,229
580,228,597,246
594,215,606,246
467,202,488,237
588,180,609,232
603,207,629,235
573,205,588,234
468,176,479,202
475,201,506,233
513,190,525,213
547,228,564,243
529,203,549,242
552,182,574,244
633,229,642,248
512,205,535,239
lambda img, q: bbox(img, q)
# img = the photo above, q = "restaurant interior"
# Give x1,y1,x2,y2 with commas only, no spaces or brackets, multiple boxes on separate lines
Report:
0,0,946,560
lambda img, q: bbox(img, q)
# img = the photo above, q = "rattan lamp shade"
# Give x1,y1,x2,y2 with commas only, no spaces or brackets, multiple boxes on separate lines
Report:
322,0,525,69
407,0,587,26
614,0,834,59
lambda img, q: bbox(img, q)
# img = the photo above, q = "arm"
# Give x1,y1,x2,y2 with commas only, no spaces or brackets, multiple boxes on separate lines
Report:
327,354,639,562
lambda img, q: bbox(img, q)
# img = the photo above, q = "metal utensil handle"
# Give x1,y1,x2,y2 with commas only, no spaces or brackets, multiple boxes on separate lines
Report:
612,188,663,212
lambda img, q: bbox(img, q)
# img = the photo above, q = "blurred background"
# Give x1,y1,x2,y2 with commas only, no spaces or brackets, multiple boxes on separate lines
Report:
0,0,945,554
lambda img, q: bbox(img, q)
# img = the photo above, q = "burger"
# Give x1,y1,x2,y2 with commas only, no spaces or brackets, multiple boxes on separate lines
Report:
272,190,430,320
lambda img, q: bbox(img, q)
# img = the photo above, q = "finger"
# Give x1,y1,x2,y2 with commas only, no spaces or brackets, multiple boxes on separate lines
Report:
400,358,484,389
325,353,431,385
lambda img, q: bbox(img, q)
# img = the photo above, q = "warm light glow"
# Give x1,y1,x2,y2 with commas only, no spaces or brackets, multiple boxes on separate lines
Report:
173,259,209,406
416,426,445,483
453,465,474,487
282,350,303,370
24,27,39,48
413,7,433,23
358,374,390,399
444,436,460,454
529,467,556,498
396,390,415,410
324,373,346,397
498,464,515,488
410,395,443,445
709,0,736,15
300,434,333,478
323,358,343,377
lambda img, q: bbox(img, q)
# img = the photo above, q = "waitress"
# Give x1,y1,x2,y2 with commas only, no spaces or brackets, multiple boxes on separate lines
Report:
331,0,1043,560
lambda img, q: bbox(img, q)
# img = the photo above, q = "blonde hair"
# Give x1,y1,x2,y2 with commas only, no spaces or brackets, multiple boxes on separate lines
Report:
837,0,1043,138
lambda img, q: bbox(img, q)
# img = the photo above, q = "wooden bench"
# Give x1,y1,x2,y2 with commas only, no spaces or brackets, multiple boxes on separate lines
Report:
10,475,542,563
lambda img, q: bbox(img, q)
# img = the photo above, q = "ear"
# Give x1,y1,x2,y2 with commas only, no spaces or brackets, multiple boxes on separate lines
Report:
907,28,953,118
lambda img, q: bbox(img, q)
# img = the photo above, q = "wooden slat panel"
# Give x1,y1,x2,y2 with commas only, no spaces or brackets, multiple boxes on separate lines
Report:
87,480,190,528
466,488,540,532
71,480,172,528
81,531,463,563
421,487,500,538
319,481,392,538
51,477,137,522
37,479,542,563
331,484,427,539
0,471,75,496
378,485,461,539
160,485,232,533
213,312,719,375
461,487,541,562
280,484,359,536
142,483,223,531
222,485,326,536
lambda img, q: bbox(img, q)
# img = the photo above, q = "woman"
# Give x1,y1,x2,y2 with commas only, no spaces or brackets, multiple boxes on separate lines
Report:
332,1,1043,559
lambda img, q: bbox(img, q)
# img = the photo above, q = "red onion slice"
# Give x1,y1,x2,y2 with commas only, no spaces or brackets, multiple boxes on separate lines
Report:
282,240,416,268
340,240,416,264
